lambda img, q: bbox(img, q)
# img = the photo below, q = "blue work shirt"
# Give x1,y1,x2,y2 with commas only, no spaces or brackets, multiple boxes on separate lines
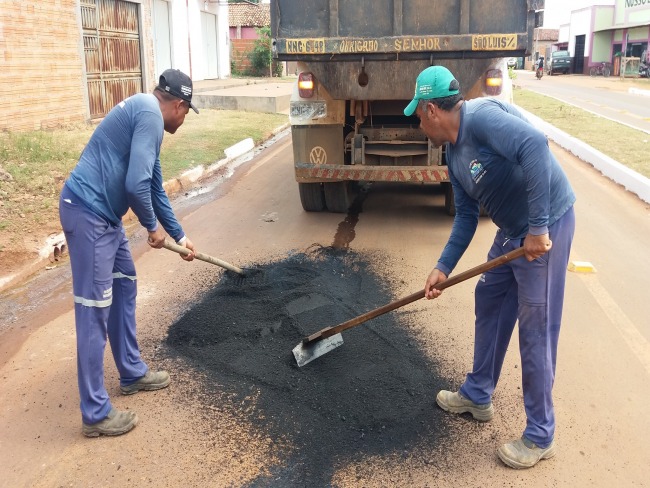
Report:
437,98,576,275
64,93,184,242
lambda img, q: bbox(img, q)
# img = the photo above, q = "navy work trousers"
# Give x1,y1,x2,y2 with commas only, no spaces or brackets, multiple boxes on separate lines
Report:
59,186,148,424
459,206,575,448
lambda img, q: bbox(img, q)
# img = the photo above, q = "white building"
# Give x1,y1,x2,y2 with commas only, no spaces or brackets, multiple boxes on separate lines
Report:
0,0,232,131
554,0,650,75
152,0,231,81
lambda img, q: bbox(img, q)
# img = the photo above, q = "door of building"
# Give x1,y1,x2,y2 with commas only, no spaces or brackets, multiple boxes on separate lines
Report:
574,34,586,74
201,11,220,79
81,0,143,119
153,0,173,78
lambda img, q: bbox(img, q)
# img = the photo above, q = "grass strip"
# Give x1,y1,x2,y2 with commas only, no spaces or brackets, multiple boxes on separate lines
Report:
0,109,288,246
514,88,650,179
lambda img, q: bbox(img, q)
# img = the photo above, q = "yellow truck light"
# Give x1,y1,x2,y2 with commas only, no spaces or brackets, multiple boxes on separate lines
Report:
298,72,315,98
485,69,503,96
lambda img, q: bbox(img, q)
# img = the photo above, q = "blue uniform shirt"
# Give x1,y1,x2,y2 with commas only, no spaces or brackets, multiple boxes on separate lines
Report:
64,93,184,242
437,98,576,275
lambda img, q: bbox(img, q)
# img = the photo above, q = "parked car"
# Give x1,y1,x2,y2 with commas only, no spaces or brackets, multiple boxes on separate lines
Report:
507,57,517,68
547,50,571,75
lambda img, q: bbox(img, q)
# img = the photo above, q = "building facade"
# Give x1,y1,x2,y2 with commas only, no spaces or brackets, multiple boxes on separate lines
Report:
556,0,650,75
0,0,230,132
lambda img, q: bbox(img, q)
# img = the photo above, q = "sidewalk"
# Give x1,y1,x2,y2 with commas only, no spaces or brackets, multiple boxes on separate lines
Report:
193,77,295,114
192,76,293,93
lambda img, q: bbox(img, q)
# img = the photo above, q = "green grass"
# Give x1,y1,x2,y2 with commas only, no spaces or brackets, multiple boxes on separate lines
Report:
160,110,287,176
513,88,650,179
0,109,288,249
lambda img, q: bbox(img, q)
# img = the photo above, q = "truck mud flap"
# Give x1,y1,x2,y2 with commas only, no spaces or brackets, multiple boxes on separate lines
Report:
294,162,449,184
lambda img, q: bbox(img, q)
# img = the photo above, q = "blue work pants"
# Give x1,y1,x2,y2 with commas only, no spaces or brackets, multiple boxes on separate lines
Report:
59,186,148,424
459,206,575,448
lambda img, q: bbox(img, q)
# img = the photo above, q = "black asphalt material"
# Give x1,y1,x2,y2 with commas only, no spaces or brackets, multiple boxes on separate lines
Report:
166,246,453,485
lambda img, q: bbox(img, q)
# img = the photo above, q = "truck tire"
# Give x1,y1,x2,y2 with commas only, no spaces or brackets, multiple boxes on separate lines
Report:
443,183,455,216
324,182,352,213
298,183,326,212
443,183,488,217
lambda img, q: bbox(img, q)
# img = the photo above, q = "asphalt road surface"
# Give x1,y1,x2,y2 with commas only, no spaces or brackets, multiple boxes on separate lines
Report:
0,135,649,486
516,69,650,133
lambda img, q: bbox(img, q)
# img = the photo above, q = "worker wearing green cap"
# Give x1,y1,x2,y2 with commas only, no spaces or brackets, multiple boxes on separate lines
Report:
406,65,576,469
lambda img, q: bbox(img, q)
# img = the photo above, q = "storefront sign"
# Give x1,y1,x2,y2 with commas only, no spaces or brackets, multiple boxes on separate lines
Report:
624,0,649,8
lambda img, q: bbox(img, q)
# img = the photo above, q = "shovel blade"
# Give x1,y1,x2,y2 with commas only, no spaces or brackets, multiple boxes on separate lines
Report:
292,333,344,367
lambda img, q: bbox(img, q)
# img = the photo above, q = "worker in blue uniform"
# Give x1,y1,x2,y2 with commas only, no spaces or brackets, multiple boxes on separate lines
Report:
59,69,198,437
404,66,576,469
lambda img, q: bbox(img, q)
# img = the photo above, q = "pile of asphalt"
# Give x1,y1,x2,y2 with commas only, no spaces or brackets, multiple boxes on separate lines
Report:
166,246,452,485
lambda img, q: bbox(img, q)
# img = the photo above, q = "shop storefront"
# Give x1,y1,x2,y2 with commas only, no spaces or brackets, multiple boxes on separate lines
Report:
557,0,649,76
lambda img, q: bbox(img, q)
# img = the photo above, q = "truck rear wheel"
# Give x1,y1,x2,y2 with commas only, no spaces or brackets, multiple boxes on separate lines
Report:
443,183,455,216
324,182,352,213
443,183,488,217
298,183,326,212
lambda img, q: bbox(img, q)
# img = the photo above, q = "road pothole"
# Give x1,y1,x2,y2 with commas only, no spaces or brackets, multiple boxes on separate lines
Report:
166,245,453,485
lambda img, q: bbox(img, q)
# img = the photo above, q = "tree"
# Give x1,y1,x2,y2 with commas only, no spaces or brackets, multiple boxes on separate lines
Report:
248,26,282,77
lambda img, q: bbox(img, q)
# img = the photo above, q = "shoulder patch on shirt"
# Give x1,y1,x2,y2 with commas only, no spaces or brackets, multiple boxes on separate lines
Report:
469,159,487,184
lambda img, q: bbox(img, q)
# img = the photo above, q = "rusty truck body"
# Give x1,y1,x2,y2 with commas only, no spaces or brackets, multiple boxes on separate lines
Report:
271,0,541,213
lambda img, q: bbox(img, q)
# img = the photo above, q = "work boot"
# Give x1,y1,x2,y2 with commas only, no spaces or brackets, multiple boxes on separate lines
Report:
120,370,170,395
497,436,556,469
82,408,138,437
436,390,494,422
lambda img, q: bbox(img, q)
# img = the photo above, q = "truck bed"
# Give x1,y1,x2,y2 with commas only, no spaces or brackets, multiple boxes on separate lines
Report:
272,0,537,61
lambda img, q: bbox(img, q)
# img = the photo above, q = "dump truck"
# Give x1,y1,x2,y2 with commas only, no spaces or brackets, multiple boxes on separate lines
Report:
271,0,541,213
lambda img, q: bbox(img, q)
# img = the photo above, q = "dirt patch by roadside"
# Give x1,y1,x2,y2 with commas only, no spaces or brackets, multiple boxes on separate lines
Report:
0,192,63,279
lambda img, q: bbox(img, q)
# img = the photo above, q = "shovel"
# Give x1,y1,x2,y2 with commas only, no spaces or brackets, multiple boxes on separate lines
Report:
292,246,526,367
162,239,245,275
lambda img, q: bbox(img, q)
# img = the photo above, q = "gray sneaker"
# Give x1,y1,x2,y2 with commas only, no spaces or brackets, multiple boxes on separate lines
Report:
497,436,556,469
82,408,138,437
436,390,494,422
120,370,170,395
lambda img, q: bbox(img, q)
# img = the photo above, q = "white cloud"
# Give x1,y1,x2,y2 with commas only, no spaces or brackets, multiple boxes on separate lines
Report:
543,0,615,28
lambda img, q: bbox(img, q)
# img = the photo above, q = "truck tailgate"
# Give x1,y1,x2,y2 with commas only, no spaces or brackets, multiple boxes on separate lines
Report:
272,0,538,61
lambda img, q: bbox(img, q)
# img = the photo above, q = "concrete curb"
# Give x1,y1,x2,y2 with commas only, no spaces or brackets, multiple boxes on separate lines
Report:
629,87,650,97
518,107,650,205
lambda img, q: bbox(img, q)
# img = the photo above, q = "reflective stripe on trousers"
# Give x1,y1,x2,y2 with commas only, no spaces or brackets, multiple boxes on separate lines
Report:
59,185,148,425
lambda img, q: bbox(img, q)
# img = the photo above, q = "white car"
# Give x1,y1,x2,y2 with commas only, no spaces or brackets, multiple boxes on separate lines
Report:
507,57,518,68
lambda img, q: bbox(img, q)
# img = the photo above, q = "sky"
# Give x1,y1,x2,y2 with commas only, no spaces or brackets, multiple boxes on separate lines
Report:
542,0,615,28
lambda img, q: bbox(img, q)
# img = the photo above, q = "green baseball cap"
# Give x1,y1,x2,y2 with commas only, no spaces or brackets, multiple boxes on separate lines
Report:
403,66,459,116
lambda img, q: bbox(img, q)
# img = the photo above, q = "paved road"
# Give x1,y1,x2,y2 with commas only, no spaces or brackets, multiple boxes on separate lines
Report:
515,70,650,133
1,134,648,486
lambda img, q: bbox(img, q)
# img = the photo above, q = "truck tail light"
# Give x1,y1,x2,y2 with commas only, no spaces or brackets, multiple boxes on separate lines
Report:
298,72,315,98
484,69,503,96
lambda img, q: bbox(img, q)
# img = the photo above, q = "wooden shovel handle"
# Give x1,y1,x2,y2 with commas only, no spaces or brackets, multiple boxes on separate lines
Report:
304,246,526,344
162,240,245,275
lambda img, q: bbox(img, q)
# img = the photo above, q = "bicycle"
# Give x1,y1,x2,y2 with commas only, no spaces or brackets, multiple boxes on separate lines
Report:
589,62,611,77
